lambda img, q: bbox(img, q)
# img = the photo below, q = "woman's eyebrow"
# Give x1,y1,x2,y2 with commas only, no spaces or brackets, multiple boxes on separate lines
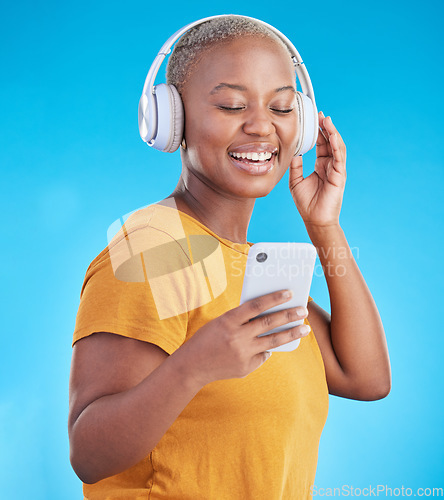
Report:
275,85,296,94
210,83,247,94
209,83,296,95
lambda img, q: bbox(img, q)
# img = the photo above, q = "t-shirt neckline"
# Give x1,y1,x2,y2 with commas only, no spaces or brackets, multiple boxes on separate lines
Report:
154,203,253,255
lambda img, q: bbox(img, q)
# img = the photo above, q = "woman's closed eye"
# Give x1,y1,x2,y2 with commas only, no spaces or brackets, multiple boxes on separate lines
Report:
270,107,294,114
217,105,294,114
218,105,246,112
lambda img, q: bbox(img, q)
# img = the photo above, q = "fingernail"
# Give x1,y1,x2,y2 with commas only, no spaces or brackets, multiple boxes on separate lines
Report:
283,290,292,299
296,306,308,317
320,111,325,117
300,325,311,336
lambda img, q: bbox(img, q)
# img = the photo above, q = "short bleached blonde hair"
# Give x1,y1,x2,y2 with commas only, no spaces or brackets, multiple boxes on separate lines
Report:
166,16,292,94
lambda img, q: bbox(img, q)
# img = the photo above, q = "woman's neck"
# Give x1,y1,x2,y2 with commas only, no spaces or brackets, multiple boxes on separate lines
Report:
166,175,255,245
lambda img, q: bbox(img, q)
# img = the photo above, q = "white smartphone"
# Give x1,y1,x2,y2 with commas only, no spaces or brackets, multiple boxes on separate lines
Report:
240,242,317,352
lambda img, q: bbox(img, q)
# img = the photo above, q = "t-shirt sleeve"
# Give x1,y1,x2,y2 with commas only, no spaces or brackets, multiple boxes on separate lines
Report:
72,225,191,354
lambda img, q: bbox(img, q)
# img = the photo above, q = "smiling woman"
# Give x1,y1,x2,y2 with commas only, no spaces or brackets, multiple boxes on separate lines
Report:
68,15,390,500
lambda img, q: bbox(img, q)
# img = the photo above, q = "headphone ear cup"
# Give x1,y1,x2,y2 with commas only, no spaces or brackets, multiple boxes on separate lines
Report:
167,85,184,152
151,83,184,152
295,91,318,156
138,91,157,143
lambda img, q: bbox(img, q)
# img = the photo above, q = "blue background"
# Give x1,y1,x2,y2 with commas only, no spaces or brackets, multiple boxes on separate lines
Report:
1,0,442,497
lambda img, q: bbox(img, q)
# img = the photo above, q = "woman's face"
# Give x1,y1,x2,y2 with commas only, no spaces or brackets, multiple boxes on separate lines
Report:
180,35,299,200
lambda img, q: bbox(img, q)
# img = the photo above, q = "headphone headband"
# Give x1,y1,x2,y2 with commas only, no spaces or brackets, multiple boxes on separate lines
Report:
139,14,319,155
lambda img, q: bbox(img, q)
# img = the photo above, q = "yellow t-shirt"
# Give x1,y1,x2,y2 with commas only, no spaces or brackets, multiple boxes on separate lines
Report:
72,202,329,500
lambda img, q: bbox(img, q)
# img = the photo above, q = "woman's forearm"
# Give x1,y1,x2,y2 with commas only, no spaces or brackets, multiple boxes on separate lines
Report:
306,223,391,399
70,347,203,484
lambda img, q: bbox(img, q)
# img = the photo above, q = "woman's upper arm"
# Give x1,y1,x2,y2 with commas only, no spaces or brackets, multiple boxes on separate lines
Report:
68,332,169,433
307,301,348,397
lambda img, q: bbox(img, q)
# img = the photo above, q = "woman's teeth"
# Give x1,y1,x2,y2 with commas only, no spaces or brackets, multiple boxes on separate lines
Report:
229,151,273,161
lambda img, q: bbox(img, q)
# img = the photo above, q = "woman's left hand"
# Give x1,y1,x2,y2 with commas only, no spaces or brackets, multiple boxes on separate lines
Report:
289,111,347,227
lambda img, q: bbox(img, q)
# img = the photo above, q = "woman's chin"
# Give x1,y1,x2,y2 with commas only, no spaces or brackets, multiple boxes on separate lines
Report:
222,178,280,200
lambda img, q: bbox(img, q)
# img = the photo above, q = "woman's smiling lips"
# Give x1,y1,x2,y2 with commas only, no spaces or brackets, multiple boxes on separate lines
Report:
228,143,278,175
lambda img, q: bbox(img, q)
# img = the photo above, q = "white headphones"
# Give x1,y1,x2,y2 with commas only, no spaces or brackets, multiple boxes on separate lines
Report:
138,14,318,156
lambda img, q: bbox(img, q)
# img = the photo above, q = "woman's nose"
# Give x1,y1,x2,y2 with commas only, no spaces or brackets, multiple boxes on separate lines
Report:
242,108,275,137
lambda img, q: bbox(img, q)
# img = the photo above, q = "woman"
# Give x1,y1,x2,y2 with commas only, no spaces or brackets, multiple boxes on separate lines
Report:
69,15,391,499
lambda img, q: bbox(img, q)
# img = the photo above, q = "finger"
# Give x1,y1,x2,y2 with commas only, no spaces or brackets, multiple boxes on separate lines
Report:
322,116,346,156
289,155,304,187
316,113,332,158
317,111,329,143
255,322,311,351
316,112,328,143
315,124,329,147
315,128,331,159
322,115,338,136
252,350,273,370
245,305,308,338
323,116,346,172
234,289,293,325
329,132,346,171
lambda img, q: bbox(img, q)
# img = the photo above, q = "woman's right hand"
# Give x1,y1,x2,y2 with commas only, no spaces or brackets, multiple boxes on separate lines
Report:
178,290,310,386
69,289,309,483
